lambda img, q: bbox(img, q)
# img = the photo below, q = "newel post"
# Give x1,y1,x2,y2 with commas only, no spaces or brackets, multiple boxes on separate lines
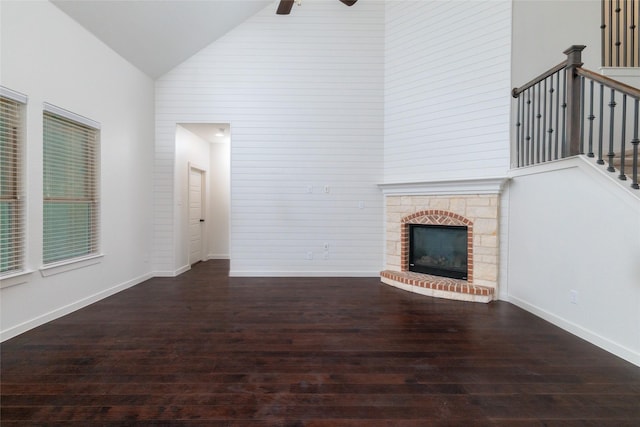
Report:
564,45,586,156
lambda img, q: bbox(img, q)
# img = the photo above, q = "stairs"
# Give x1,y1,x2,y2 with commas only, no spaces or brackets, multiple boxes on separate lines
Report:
612,149,636,169
599,148,639,188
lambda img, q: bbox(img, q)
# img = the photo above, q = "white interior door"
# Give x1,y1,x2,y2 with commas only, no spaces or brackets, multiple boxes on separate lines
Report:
189,167,205,265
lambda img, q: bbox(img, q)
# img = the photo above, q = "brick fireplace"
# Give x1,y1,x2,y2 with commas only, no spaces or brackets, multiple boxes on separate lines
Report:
379,179,506,303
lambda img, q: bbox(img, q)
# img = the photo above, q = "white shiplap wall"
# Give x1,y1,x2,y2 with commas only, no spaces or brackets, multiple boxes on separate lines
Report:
155,0,384,276
384,0,512,183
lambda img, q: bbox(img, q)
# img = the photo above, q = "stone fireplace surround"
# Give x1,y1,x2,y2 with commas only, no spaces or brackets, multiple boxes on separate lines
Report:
379,178,506,303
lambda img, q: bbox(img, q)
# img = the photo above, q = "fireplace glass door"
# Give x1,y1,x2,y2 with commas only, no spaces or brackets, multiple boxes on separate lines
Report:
408,224,468,279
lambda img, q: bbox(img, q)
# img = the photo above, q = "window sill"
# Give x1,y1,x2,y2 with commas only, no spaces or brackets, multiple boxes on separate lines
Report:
40,254,104,277
1,270,35,289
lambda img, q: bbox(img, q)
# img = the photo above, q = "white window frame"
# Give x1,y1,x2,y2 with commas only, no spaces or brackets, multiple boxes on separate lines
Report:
41,103,101,271
0,86,28,284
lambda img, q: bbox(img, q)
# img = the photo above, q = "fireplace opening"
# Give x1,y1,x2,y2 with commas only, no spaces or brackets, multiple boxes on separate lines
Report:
408,224,468,280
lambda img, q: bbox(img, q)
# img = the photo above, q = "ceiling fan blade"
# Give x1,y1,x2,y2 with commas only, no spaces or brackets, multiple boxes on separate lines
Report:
339,0,358,6
276,0,295,15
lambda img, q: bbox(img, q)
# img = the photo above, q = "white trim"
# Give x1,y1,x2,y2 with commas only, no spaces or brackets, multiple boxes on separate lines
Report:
40,254,104,277
229,270,380,277
378,177,509,196
508,155,640,203
152,264,191,277
508,157,579,177
207,254,230,260
509,295,640,367
497,185,511,302
43,102,101,130
188,162,207,174
578,156,640,202
0,86,28,104
0,90,27,277
0,272,153,342
152,271,178,278
175,264,191,276
0,270,34,289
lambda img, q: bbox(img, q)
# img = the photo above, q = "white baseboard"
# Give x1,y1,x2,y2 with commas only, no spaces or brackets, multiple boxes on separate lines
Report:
0,272,153,342
229,270,380,278
153,264,191,277
175,264,190,276
151,271,176,277
207,254,229,260
509,295,640,367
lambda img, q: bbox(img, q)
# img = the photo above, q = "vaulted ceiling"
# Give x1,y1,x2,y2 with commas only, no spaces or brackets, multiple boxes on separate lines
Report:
51,0,273,79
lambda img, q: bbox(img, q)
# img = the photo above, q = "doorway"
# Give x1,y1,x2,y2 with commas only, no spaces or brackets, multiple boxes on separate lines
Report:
175,123,231,270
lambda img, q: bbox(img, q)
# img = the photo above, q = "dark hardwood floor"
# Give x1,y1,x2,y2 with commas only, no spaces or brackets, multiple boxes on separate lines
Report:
2,260,639,426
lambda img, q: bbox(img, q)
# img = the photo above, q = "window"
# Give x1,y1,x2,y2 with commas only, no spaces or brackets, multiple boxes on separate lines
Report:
0,89,26,276
43,105,100,265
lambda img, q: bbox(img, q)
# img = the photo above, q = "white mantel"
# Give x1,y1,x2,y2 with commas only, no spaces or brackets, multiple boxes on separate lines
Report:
378,177,509,196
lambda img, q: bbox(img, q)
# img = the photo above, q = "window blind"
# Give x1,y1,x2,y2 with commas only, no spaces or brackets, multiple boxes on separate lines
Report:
0,95,24,275
43,110,99,265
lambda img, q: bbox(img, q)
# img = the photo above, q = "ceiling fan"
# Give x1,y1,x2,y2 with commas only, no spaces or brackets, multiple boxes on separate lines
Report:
276,0,358,15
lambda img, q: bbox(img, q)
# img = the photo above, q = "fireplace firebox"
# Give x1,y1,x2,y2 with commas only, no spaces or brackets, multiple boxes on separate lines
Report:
408,224,468,280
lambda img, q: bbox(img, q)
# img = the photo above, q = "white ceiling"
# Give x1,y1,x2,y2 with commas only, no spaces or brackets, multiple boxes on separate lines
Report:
51,0,274,79
180,123,230,144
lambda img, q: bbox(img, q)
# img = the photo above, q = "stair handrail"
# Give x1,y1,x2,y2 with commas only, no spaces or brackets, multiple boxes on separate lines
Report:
511,45,640,190
576,68,640,99
512,60,568,98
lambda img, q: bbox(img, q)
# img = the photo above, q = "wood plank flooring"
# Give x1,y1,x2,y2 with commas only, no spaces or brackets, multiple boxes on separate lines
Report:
2,260,639,426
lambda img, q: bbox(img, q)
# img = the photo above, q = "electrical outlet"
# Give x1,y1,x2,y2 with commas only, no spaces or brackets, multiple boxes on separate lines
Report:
323,185,330,194
358,201,365,209
306,251,313,260
323,242,329,250
569,289,578,304
323,251,329,260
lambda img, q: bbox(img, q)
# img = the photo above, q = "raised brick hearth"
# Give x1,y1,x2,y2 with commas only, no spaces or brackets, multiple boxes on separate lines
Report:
379,179,505,303
380,270,494,303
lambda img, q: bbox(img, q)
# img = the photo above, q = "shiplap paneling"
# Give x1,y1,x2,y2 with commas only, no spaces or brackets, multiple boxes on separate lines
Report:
155,0,384,276
384,0,512,183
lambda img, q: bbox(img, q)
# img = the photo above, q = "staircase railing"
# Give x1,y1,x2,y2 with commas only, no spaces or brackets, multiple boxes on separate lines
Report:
512,45,640,190
601,0,640,67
